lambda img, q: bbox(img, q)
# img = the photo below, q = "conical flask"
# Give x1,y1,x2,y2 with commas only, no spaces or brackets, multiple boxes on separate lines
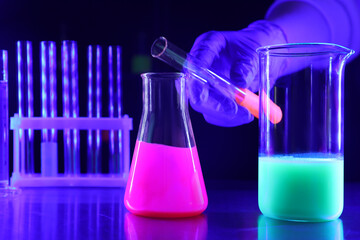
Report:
124,72,208,218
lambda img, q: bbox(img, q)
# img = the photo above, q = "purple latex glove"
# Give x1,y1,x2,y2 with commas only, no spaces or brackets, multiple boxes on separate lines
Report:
188,20,287,127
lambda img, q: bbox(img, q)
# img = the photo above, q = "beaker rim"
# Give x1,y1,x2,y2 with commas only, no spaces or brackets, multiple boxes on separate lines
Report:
256,43,355,57
141,72,185,79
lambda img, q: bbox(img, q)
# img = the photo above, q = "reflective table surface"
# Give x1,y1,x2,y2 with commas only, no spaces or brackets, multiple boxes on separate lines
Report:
0,181,359,239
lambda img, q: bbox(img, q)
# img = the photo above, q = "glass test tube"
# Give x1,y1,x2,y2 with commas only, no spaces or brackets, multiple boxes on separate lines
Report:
40,41,58,176
17,41,34,174
62,41,80,175
0,50,9,188
108,46,123,175
88,45,102,174
151,36,282,124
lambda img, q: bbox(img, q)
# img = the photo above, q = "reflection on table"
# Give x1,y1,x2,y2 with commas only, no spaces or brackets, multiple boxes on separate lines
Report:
125,213,207,240
0,188,126,239
258,215,343,240
0,181,359,239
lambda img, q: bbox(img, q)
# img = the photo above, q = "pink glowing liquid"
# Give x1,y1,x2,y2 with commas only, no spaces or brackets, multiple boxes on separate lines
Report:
124,141,208,218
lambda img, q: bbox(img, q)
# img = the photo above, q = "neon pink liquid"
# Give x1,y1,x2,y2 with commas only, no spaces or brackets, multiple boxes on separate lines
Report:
124,141,208,218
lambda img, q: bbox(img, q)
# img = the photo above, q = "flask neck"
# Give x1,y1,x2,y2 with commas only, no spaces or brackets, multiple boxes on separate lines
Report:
143,74,187,114
138,73,195,148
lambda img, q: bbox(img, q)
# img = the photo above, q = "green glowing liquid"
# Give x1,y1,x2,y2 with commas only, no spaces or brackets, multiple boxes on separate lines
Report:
259,156,343,222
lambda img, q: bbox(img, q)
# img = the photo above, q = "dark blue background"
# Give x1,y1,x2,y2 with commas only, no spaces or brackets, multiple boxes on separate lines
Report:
0,0,359,181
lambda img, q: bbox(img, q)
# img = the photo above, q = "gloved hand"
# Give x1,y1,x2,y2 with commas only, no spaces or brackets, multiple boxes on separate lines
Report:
188,20,287,127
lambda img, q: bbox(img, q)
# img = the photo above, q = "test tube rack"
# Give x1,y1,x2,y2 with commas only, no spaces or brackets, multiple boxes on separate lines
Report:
10,115,132,187
10,41,132,187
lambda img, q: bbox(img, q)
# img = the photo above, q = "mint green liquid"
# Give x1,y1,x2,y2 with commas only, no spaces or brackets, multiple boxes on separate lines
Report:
259,156,343,222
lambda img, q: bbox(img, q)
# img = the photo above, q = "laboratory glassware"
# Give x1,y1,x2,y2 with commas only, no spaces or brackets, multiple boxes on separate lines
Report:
257,43,354,222
17,41,34,174
0,50,9,191
151,36,282,124
87,45,102,174
10,42,132,187
1,50,18,196
108,46,123,175
124,72,208,218
62,40,80,175
40,41,58,176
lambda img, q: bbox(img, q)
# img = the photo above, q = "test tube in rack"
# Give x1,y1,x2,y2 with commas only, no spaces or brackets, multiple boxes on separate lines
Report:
62,41,80,175
40,41,58,176
17,41,34,174
88,45,102,174
108,46,123,174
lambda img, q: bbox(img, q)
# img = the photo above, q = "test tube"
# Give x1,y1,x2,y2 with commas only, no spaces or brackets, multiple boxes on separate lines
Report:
116,47,123,175
0,50,9,189
40,41,58,176
108,46,123,174
17,41,34,174
62,41,80,175
88,45,102,174
151,36,283,124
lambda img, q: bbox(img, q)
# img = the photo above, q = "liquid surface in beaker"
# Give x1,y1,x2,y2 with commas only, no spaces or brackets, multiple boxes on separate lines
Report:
259,155,343,222
124,141,207,218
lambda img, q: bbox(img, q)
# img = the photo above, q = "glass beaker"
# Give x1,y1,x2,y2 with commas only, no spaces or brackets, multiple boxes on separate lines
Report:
257,43,354,222
124,72,208,218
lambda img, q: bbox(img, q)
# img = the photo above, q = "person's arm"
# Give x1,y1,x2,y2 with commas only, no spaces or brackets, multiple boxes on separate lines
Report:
189,0,360,127
267,0,360,56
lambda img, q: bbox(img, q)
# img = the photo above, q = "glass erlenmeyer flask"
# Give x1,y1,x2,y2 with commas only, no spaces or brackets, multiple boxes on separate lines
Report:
124,72,208,218
257,43,354,222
